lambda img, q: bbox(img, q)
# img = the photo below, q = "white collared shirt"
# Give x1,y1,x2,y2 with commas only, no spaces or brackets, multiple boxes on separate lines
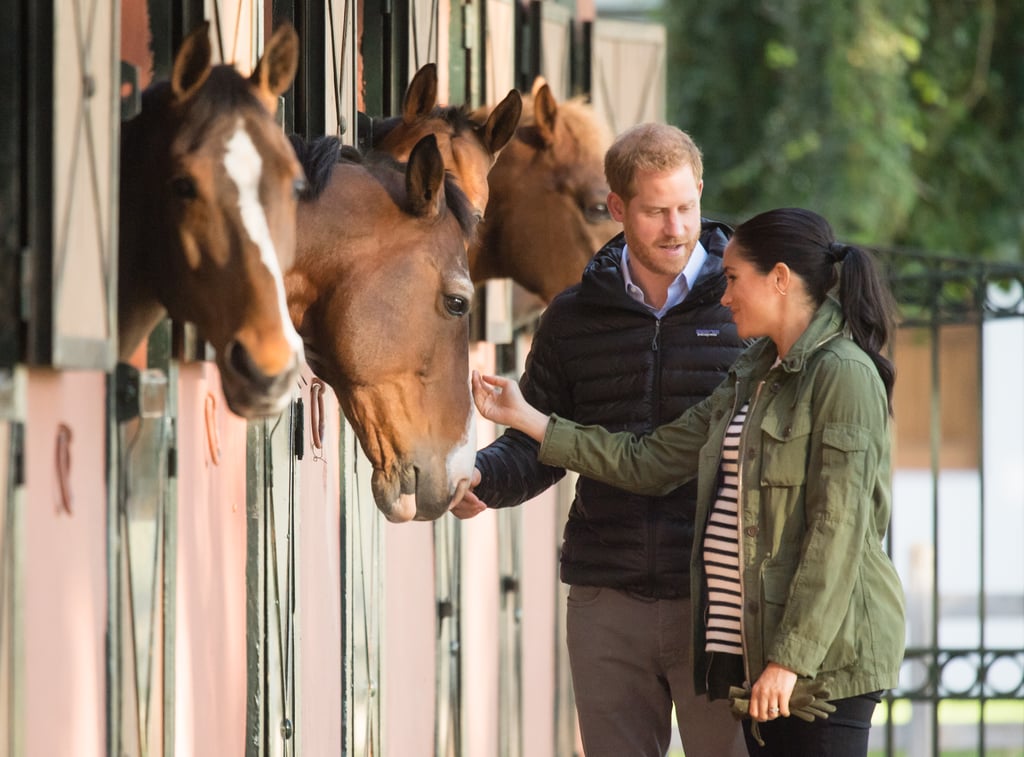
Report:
622,241,708,318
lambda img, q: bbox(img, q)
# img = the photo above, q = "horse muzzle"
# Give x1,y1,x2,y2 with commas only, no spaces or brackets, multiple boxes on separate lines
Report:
218,339,304,419
371,463,473,523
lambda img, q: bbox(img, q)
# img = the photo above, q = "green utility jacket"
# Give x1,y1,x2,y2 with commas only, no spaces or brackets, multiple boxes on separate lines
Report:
539,298,906,700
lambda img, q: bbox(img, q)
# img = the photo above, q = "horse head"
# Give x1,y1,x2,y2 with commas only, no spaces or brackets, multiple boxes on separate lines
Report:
469,79,622,302
287,134,478,522
118,22,305,418
372,63,522,221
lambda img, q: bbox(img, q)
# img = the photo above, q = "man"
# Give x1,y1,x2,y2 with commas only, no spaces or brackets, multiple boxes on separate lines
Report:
454,123,747,757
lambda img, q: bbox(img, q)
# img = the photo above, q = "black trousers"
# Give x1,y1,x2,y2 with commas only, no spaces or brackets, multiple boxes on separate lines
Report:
742,691,882,757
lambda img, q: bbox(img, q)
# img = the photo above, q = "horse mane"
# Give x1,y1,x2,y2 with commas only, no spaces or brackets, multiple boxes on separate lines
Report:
370,105,476,146
512,94,612,161
288,134,361,199
288,134,478,235
551,97,613,155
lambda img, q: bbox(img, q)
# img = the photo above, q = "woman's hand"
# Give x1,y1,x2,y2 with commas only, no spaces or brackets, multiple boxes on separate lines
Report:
749,662,798,722
471,371,550,442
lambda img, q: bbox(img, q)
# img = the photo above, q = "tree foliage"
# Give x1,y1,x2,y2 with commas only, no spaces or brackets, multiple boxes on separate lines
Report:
661,0,1024,260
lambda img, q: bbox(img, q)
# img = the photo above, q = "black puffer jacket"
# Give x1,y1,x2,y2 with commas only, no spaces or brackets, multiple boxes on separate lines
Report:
475,221,746,597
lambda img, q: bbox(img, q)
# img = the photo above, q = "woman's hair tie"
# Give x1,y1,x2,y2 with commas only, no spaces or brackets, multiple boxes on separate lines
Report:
827,241,849,263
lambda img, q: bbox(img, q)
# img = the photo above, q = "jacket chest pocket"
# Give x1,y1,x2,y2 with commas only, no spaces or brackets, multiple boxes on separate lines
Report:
758,411,812,487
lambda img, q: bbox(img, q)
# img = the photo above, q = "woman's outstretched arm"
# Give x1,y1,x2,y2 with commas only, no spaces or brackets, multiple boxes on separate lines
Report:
472,371,550,441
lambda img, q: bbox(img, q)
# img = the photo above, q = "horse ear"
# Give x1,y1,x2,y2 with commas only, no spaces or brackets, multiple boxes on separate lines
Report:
479,89,523,155
532,83,559,147
406,134,446,219
403,63,439,124
250,23,300,113
171,22,213,101
530,76,548,99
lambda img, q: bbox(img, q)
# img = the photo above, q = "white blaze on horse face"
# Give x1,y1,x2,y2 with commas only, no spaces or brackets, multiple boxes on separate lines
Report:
446,380,478,494
223,121,305,357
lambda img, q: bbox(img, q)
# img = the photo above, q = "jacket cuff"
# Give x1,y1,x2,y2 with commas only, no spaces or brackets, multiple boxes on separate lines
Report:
768,634,827,679
538,414,575,468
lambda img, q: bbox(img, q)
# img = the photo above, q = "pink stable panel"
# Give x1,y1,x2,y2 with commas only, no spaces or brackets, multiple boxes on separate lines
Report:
295,369,344,753
24,369,108,757
174,361,248,756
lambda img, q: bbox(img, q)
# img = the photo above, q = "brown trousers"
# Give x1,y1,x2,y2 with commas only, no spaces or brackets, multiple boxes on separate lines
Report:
566,586,747,757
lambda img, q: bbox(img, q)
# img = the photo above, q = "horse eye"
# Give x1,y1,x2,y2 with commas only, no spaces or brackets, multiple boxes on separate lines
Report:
170,175,198,200
583,202,610,223
444,294,470,317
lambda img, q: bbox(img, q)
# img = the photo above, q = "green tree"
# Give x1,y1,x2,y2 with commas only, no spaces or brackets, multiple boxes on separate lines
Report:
662,0,1023,260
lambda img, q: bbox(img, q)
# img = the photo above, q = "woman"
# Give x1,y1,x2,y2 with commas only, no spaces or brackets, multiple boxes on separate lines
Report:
472,208,906,756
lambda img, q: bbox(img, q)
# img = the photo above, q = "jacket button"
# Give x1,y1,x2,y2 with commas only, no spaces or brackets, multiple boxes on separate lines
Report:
771,382,781,391
745,526,758,537
784,425,792,436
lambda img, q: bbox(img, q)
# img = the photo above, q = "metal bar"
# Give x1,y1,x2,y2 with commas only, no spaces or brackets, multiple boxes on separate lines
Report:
245,422,267,757
928,304,941,754
976,285,987,756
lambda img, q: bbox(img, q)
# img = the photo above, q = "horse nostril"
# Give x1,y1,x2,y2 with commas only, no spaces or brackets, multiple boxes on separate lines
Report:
227,340,276,390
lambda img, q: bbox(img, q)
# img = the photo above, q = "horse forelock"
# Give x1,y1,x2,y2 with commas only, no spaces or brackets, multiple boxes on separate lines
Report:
437,172,477,236
291,138,477,236
372,104,475,146
368,155,477,235
289,134,354,200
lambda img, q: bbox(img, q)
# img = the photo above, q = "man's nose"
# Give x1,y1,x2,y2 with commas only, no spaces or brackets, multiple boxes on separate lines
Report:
664,210,683,237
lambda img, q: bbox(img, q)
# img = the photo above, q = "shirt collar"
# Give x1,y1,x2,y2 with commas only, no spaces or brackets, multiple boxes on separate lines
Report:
622,241,708,317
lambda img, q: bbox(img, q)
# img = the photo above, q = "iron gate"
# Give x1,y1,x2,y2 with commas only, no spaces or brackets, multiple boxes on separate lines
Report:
876,250,1024,756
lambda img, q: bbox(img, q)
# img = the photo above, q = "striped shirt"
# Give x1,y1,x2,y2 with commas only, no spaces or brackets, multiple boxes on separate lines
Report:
703,401,748,655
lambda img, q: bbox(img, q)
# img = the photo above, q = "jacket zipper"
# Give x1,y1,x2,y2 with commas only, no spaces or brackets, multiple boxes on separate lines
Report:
648,317,663,590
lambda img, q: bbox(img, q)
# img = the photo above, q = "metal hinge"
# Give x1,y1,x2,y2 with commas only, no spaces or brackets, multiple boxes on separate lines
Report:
19,246,33,323
293,397,305,461
11,421,24,487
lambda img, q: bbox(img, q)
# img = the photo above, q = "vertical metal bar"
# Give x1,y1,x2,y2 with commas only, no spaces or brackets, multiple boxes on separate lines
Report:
928,311,941,755
106,380,118,756
295,0,326,139
389,0,410,115
271,0,298,133
2,414,25,756
162,408,178,757
339,424,352,756
22,0,54,364
0,0,23,367
575,19,592,99
975,286,987,757
245,422,267,757
525,1,541,89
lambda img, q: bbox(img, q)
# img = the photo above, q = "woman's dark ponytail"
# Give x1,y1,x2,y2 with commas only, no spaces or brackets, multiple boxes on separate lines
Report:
835,244,897,415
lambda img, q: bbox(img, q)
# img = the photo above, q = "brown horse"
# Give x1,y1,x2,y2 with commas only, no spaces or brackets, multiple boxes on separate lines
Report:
371,63,522,220
286,134,478,523
470,80,622,302
119,22,305,418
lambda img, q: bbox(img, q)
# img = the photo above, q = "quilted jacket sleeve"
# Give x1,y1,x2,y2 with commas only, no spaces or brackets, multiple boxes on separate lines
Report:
473,311,570,509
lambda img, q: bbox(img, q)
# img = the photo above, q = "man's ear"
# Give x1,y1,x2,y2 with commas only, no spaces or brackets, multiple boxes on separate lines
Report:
608,191,626,223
